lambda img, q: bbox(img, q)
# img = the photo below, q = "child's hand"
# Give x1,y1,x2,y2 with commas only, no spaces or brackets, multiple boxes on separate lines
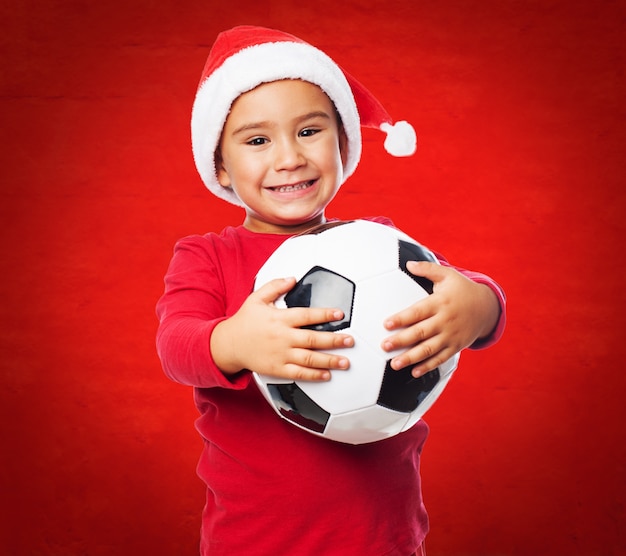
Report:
211,277,354,382
382,261,500,377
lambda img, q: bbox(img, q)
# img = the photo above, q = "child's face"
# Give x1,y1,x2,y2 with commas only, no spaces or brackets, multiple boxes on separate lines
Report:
217,79,347,234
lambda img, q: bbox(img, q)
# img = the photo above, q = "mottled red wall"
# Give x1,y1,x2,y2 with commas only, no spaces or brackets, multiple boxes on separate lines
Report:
1,1,624,554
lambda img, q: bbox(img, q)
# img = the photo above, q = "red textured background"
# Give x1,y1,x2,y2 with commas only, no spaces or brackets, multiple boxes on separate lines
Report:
1,1,624,555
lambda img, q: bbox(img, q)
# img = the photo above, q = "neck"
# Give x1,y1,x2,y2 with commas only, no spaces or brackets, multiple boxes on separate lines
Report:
243,214,327,235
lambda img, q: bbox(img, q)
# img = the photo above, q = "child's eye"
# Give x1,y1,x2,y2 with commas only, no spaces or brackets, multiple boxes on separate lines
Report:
299,128,320,138
246,137,268,146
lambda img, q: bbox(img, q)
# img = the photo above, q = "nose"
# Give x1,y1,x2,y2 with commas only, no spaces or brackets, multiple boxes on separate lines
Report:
273,137,305,171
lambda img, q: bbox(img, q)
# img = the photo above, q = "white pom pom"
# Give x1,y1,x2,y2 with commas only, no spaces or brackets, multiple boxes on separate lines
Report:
380,121,417,157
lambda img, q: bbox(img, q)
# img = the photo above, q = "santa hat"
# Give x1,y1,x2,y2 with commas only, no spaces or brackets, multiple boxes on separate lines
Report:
191,25,417,206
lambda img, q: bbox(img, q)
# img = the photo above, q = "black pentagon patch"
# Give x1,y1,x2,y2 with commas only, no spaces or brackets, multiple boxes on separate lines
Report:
297,220,354,236
377,361,441,413
398,239,436,294
284,266,354,331
267,383,330,433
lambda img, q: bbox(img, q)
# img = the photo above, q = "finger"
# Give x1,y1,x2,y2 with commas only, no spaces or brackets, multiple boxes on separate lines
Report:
388,340,436,371
287,306,347,329
279,365,333,382
405,260,447,282
389,341,455,377
275,352,350,382
384,297,435,331
292,348,351,373
405,346,459,378
295,329,355,351
382,320,435,353
255,277,297,304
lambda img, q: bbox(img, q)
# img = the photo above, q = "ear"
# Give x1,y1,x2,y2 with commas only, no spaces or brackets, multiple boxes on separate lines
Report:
217,166,232,188
338,126,349,168
215,151,232,188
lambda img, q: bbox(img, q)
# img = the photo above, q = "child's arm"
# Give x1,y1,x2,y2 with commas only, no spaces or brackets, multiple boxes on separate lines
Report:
382,260,503,378
156,236,353,389
211,277,354,382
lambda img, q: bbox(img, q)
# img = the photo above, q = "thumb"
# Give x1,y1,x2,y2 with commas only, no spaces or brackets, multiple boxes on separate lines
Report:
255,276,297,304
405,260,446,288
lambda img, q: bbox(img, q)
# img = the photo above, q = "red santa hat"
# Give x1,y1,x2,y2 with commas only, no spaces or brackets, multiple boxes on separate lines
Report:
191,25,417,206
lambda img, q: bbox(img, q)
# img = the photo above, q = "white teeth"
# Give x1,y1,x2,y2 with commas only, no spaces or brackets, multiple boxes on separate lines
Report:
274,181,312,193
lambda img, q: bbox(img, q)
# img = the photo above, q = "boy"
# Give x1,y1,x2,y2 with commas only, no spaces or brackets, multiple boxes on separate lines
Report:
156,26,506,556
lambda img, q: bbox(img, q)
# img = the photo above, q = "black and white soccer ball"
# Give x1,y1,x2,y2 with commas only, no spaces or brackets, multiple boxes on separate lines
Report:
253,219,460,444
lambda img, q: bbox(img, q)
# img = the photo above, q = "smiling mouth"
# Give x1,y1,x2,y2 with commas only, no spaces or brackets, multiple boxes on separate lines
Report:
270,180,315,193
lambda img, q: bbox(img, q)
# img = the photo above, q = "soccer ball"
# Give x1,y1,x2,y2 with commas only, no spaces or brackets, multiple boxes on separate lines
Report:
253,219,459,444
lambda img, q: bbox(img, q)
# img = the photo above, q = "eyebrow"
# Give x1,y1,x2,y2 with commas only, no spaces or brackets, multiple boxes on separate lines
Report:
231,111,332,136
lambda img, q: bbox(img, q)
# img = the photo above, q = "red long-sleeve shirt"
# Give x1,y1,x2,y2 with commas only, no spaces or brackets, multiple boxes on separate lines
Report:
156,217,506,556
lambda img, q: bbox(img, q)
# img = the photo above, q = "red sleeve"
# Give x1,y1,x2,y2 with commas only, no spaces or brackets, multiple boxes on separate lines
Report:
155,235,252,390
